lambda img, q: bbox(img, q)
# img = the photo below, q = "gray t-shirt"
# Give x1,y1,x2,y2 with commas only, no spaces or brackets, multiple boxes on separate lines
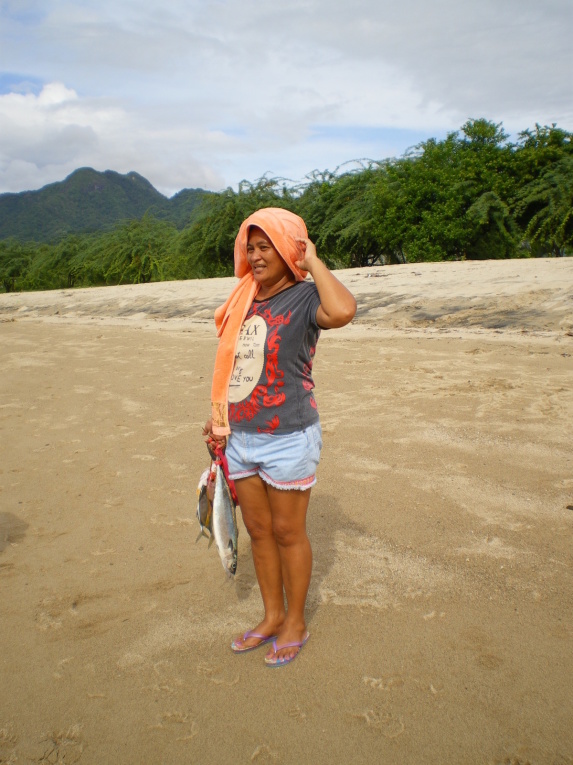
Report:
228,281,322,433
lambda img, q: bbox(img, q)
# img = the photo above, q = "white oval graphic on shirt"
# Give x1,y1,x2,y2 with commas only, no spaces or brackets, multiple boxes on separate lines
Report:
228,314,267,403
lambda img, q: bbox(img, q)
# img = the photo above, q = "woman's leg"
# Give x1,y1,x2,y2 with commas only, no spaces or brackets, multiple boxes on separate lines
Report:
233,477,313,659
232,475,286,648
266,485,312,663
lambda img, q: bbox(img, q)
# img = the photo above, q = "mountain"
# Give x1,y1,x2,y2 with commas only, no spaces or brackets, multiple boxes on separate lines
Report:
163,186,212,230
0,168,211,242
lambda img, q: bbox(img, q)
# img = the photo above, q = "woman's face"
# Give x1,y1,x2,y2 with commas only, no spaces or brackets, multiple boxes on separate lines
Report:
246,226,293,289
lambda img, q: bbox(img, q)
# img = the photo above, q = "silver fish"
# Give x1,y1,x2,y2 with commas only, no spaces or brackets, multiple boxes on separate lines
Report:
211,461,238,577
196,467,214,544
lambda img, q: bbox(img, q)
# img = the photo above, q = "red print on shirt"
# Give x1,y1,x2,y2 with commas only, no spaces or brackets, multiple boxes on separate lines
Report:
228,306,292,432
303,345,317,409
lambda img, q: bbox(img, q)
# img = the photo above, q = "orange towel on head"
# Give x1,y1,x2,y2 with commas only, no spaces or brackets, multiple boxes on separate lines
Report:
211,207,309,436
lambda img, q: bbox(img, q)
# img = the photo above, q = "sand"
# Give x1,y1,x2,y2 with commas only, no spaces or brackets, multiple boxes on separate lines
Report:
1,258,572,765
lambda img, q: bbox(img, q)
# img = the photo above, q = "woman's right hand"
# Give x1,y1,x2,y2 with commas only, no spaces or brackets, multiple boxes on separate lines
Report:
202,419,227,452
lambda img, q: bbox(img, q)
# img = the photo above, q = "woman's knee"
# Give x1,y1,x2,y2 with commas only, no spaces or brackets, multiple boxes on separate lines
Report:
242,514,273,541
271,518,306,547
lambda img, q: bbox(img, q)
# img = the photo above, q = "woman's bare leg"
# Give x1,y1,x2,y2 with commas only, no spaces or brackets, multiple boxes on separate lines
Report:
233,475,313,660
265,485,312,662
232,475,286,648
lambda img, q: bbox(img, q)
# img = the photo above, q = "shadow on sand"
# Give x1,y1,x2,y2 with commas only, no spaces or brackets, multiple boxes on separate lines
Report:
232,493,367,627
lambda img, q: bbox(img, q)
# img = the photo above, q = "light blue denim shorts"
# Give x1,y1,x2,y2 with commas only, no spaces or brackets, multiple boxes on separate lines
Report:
226,421,323,491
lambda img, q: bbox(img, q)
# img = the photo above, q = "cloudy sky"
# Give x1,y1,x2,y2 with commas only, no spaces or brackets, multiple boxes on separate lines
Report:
1,0,571,196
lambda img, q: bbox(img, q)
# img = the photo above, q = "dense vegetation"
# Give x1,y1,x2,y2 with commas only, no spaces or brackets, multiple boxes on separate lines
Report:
1,119,572,293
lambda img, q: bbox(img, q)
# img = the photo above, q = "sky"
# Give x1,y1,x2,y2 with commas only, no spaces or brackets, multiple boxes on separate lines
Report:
0,0,572,197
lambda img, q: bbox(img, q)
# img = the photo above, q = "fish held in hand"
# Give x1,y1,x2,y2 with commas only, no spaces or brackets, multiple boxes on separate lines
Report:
212,461,238,577
196,467,214,544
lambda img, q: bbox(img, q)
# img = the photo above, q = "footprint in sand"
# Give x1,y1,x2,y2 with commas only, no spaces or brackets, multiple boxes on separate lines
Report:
352,708,405,739
363,675,405,691
0,512,28,552
38,725,84,764
288,706,307,721
251,744,279,761
148,713,198,741
196,661,239,686
0,726,18,761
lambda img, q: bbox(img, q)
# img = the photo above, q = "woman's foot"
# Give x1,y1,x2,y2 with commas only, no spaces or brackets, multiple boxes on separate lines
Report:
264,624,309,665
230,619,284,653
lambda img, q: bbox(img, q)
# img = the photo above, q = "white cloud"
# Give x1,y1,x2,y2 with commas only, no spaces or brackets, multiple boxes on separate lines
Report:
0,0,572,194
0,83,226,194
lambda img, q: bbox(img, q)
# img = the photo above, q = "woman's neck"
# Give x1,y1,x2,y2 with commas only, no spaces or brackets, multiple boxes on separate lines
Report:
256,276,297,300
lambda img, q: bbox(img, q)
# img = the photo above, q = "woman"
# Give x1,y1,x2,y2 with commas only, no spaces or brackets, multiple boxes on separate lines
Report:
203,207,356,667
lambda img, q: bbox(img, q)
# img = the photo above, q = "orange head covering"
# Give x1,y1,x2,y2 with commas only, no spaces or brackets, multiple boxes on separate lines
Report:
211,208,308,436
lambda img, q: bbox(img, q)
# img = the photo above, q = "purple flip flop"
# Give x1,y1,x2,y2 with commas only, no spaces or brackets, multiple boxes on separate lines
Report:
264,632,310,667
231,630,277,654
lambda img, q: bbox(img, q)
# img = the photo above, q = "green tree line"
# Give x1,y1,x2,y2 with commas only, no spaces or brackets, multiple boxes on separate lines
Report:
1,119,572,293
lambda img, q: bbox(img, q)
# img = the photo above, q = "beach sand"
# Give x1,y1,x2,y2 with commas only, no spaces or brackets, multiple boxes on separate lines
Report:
1,258,572,764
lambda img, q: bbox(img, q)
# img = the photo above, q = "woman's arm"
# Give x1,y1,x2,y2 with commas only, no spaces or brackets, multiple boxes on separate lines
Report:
295,238,357,329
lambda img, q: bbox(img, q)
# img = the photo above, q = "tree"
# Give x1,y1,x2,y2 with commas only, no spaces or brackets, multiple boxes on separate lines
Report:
24,234,87,289
0,240,34,292
465,192,517,260
101,214,179,284
514,156,573,256
369,121,520,262
178,178,294,278
514,124,573,185
295,164,387,268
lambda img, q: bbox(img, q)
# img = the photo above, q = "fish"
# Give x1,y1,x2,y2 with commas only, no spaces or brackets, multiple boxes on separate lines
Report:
196,467,214,544
211,461,238,577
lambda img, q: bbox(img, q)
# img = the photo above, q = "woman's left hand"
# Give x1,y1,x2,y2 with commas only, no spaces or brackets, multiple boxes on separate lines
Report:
294,237,357,329
294,237,320,274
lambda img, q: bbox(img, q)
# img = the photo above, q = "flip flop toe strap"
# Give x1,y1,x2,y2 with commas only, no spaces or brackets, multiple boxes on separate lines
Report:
271,639,304,652
243,631,267,641
238,630,269,648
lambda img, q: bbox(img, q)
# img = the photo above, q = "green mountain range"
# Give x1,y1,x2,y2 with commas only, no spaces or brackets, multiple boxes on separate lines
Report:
0,168,210,242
